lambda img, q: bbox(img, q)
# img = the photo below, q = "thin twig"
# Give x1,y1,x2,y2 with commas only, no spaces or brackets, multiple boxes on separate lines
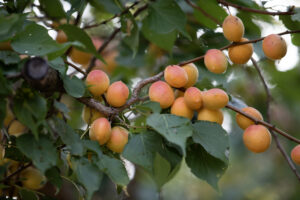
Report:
64,60,86,75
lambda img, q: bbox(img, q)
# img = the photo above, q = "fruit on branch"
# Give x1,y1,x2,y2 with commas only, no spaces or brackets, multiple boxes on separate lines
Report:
174,89,184,98
8,120,27,137
197,108,223,125
94,51,118,74
171,97,194,119
69,47,92,66
85,70,110,97
89,118,111,145
243,125,271,153
236,107,263,130
222,15,244,42
56,30,68,44
0,41,13,51
20,167,46,190
82,106,104,124
204,49,228,74
182,63,199,88
184,87,202,110
164,65,188,88
262,34,287,60
228,38,253,64
107,126,129,153
106,81,129,107
202,88,229,110
291,145,300,165
149,81,175,109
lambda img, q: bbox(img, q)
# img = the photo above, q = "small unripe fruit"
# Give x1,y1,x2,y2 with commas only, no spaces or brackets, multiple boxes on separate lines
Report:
291,145,300,165
197,108,223,125
56,30,68,44
86,70,110,97
182,63,199,88
204,49,228,74
202,88,229,110
69,47,92,66
228,38,253,64
243,125,271,153
149,81,175,109
222,15,244,42
171,97,194,119
82,106,104,124
20,167,46,190
107,126,129,153
262,34,287,60
106,81,129,107
8,120,27,137
89,118,111,145
174,89,184,98
236,107,263,130
0,41,13,51
164,65,188,88
184,87,202,110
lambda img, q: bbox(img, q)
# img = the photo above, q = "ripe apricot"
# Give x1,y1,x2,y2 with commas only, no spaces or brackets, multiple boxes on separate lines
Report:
149,81,175,109
20,167,46,190
243,125,271,153
69,47,92,66
8,120,27,137
262,34,287,60
106,81,129,107
164,65,188,88
82,106,104,124
171,97,194,119
222,15,244,42
236,107,263,130
204,49,228,74
202,88,229,110
0,41,13,51
184,87,202,110
197,108,223,125
56,30,68,44
106,126,129,153
182,63,199,88
228,38,253,64
86,70,110,97
89,118,111,145
291,145,300,165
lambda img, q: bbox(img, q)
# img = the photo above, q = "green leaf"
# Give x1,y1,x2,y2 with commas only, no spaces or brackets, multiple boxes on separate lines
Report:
186,144,227,190
88,0,121,14
0,14,26,41
153,153,171,189
17,134,58,173
0,51,21,65
48,57,66,75
146,114,193,155
123,19,139,57
136,101,162,114
291,34,300,46
83,140,103,158
54,101,70,115
39,0,66,19
192,121,229,163
4,136,30,162
280,14,300,30
62,75,86,98
291,7,300,22
19,189,38,200
46,167,62,192
66,0,87,19
237,12,261,39
0,71,11,96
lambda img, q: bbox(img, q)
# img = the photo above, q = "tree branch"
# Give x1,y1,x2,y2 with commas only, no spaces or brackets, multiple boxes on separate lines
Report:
0,162,32,183
64,60,86,76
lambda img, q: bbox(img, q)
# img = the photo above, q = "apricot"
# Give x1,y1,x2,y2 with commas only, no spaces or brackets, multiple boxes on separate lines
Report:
184,87,202,110
106,126,129,153
85,70,110,97
4,104,14,127
106,81,129,107
94,51,118,73
89,118,111,145
69,47,92,66
20,167,46,190
174,89,184,98
171,97,194,119
243,125,271,153
236,107,263,130
182,63,199,88
222,15,244,42
202,88,229,110
0,41,13,51
56,30,68,44
262,34,287,60
197,108,223,125
82,106,104,124
204,49,228,74
291,145,300,165
164,65,188,88
228,38,253,64
8,120,27,137
149,81,175,109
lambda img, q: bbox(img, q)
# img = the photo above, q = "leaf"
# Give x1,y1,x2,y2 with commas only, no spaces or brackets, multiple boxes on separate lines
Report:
45,167,62,193
17,134,58,173
4,136,30,162
88,0,121,14
135,101,162,114
192,121,229,163
291,34,300,46
0,14,26,41
48,57,66,75
152,153,171,189
185,144,228,190
66,0,87,19
0,71,11,96
123,19,139,57
83,140,103,158
146,114,193,155
19,189,38,200
54,101,70,115
291,7,300,22
39,0,66,19
0,51,21,64
62,75,85,98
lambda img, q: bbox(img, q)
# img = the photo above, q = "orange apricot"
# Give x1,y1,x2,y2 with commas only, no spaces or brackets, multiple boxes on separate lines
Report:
243,125,271,153
149,81,175,109
202,88,229,110
164,65,188,88
106,126,129,153
171,97,194,119
197,108,223,125
56,30,68,44
291,145,300,165
85,70,110,97
262,34,287,60
89,118,111,145
82,106,104,124
228,38,253,64
222,15,244,42
236,107,263,130
184,87,202,110
106,81,129,107
182,63,199,88
204,49,228,74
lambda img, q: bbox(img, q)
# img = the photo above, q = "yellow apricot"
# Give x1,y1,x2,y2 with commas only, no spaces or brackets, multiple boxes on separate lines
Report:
20,167,46,190
291,145,300,165
236,107,263,130
164,65,188,88
228,38,253,64
89,118,111,145
184,87,202,110
69,47,92,66
182,63,199,88
222,15,244,42
197,108,223,125
56,30,68,44
106,81,129,107
202,88,229,110
243,125,271,153
204,49,228,74
171,97,194,119
86,70,110,97
149,81,175,109
106,126,129,153
8,120,27,137
262,34,287,60
82,106,104,124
